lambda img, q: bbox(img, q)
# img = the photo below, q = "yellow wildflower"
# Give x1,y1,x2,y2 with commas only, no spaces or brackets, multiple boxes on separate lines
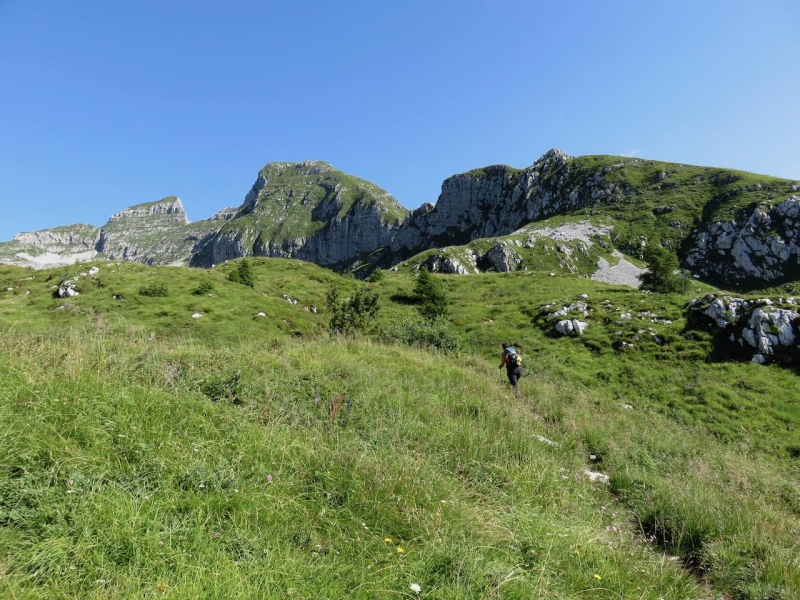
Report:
593,573,602,580
384,537,393,543
396,547,405,554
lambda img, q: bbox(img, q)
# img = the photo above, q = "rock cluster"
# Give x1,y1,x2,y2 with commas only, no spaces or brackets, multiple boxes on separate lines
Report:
546,296,592,336
688,293,799,364
555,319,590,336
685,196,800,283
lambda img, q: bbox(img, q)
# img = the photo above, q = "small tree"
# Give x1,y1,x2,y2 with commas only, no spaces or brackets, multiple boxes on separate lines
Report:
639,246,689,293
326,286,380,336
414,268,449,320
228,259,255,288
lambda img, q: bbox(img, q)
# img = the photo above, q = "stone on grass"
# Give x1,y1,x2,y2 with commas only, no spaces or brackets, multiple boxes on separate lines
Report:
583,469,610,484
533,434,560,447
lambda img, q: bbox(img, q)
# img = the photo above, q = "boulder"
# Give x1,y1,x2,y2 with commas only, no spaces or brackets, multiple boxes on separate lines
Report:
56,280,79,298
572,320,590,335
555,320,574,335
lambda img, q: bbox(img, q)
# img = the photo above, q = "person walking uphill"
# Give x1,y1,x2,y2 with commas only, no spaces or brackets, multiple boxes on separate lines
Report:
499,343,523,397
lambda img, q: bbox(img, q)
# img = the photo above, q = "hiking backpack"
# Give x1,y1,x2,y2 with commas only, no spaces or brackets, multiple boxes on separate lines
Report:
506,347,522,367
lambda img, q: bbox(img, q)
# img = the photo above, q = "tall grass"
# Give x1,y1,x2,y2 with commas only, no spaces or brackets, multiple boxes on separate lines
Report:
0,258,798,598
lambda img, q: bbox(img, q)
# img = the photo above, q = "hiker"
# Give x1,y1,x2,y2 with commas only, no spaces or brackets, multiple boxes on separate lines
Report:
499,342,523,397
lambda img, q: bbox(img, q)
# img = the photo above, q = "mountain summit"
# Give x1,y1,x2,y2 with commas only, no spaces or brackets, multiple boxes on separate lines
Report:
190,161,408,268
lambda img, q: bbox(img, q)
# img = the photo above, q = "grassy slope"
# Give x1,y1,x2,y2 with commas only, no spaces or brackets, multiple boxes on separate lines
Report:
0,259,798,599
554,155,798,259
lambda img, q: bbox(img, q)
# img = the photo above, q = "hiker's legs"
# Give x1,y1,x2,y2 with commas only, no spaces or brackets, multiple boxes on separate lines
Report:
507,369,519,397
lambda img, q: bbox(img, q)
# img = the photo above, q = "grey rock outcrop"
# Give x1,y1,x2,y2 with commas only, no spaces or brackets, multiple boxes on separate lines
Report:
485,242,524,272
685,196,800,283
422,252,473,275
56,280,80,298
688,294,799,364
555,319,589,336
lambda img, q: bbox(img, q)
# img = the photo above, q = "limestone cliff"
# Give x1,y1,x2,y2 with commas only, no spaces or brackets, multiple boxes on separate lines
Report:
96,197,220,265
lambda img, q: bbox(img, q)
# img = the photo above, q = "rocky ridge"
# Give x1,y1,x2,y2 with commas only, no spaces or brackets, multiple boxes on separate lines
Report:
2,151,799,290
0,224,101,268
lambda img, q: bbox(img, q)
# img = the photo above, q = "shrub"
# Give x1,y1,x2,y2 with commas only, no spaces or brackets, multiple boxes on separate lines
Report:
326,286,380,336
413,268,449,320
380,319,461,353
639,246,689,294
366,268,385,283
192,281,215,295
228,259,255,288
138,283,168,297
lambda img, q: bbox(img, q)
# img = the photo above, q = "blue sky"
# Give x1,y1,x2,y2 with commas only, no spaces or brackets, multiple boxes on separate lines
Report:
1,0,799,240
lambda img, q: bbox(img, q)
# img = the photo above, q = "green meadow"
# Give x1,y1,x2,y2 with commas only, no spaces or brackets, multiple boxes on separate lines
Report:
0,259,798,599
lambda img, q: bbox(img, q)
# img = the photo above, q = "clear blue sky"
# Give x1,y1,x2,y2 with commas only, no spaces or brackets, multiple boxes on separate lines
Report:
1,0,799,240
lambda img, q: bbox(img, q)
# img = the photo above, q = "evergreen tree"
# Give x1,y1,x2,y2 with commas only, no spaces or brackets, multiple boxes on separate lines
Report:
639,246,688,293
414,268,449,321
228,259,255,288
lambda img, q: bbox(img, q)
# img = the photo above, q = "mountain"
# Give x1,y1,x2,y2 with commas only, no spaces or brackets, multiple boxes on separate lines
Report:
189,161,408,268
2,151,799,289
383,151,800,287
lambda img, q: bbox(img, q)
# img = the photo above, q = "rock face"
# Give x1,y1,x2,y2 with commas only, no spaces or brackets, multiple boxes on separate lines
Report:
97,197,214,265
190,161,408,268
686,196,800,283
390,150,580,259
688,294,799,364
0,224,100,268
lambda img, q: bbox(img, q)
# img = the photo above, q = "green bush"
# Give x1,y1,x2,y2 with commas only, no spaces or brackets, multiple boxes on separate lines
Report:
138,282,168,297
228,259,255,288
326,286,380,336
380,319,461,353
192,281,215,295
413,268,449,320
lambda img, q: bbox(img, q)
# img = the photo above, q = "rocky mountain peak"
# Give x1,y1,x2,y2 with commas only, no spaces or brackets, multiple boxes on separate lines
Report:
107,197,188,224
260,160,337,179
537,148,572,165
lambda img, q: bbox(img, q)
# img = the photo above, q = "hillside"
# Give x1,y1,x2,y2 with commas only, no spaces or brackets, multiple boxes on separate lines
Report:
382,152,800,289
0,258,798,599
